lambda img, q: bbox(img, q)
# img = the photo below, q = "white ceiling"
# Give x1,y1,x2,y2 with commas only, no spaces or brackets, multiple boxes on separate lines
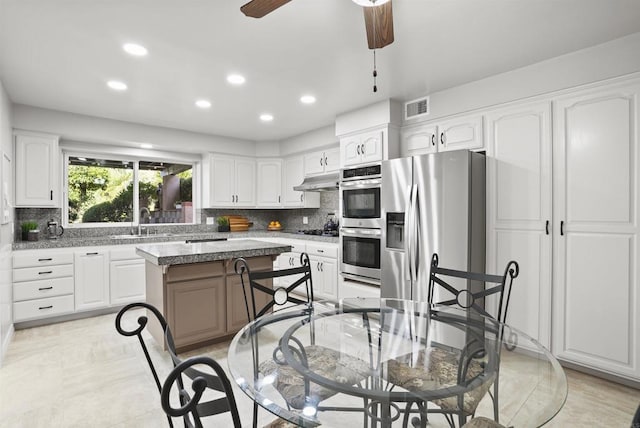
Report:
2,0,640,142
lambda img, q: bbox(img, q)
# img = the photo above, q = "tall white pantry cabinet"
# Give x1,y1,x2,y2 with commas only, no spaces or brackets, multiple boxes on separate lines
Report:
486,79,640,381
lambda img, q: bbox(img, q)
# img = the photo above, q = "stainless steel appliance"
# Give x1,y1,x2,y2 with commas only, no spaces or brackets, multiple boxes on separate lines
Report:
381,150,485,301
340,164,382,228
46,219,64,240
340,227,381,285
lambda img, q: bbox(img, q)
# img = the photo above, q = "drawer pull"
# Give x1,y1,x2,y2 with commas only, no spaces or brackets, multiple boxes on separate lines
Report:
317,249,324,253
38,286,53,291
39,305,53,310
86,252,99,255
38,258,53,262
38,271,53,275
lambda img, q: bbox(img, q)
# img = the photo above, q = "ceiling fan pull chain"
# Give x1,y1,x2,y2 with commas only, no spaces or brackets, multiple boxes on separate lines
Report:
373,49,378,93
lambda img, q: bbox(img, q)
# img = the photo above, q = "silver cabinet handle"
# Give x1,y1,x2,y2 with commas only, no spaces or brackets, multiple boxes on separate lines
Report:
431,134,436,146
324,156,328,165
278,195,281,203
320,157,323,166
317,249,324,253
300,194,303,202
356,145,360,155
86,252,98,255
360,144,365,154
440,132,445,145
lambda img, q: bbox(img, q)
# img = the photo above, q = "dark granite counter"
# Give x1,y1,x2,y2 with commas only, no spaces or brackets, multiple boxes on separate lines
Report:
12,230,338,251
135,239,291,266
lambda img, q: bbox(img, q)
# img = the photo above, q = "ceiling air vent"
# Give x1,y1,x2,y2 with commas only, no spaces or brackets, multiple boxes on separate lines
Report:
404,96,430,120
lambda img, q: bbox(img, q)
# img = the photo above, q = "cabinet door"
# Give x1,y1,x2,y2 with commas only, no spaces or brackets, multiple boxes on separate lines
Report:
256,160,282,207
304,151,325,176
437,114,484,152
234,158,256,207
485,102,552,347
341,136,362,167
283,157,305,207
314,257,337,301
209,156,235,207
360,130,384,164
15,132,59,207
110,259,145,305
323,147,341,173
74,251,109,311
401,124,438,156
553,83,640,379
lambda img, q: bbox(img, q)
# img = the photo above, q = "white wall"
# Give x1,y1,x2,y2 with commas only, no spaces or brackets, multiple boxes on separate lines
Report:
12,104,257,156
279,125,337,157
406,32,640,124
0,79,14,365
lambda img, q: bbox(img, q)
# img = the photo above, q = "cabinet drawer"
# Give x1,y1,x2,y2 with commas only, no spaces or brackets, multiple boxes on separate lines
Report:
13,276,74,302
13,252,73,268
13,264,74,283
305,243,338,259
14,294,74,322
167,261,225,282
110,246,140,261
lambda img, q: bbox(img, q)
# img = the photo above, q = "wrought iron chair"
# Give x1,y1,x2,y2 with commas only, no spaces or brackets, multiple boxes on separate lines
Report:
161,355,242,428
387,253,519,428
234,253,369,428
115,302,243,427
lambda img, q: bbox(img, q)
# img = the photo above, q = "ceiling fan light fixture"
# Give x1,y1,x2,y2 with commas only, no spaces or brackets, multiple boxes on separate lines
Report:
352,0,390,7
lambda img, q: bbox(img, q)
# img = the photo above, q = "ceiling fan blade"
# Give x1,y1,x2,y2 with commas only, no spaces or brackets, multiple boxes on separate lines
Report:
363,1,394,49
240,0,292,18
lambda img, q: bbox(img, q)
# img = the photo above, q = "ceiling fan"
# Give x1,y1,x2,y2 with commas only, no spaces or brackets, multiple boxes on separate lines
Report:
240,0,395,49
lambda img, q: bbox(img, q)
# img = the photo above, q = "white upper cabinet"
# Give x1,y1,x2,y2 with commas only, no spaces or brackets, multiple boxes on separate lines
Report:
304,147,340,176
400,114,484,157
485,101,553,348
282,156,320,208
203,154,256,208
341,130,384,167
256,160,282,208
552,82,640,380
14,131,60,207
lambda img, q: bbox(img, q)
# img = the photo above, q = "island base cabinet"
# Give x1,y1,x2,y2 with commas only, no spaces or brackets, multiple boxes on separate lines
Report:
226,257,274,333
167,277,227,349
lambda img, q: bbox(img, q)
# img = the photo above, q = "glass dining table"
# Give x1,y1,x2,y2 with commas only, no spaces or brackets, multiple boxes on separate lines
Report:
227,298,567,427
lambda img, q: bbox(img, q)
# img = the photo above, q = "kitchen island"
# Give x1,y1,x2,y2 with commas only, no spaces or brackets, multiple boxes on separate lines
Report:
136,239,291,351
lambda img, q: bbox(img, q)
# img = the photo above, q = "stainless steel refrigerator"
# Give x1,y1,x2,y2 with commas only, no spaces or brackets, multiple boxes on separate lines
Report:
381,150,486,301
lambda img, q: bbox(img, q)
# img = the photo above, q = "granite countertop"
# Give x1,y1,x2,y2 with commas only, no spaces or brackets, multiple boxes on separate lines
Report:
136,239,292,266
12,230,338,251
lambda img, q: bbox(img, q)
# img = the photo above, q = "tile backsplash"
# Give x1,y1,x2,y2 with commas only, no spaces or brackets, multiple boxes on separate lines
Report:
15,190,339,241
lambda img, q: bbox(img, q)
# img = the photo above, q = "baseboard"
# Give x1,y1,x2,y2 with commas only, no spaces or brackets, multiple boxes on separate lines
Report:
14,306,121,330
0,323,15,367
560,359,640,390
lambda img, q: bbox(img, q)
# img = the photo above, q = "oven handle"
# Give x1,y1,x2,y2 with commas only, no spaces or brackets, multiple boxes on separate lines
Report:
341,228,382,237
340,178,382,188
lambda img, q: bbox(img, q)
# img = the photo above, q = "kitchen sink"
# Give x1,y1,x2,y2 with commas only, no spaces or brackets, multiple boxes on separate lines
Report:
109,233,174,239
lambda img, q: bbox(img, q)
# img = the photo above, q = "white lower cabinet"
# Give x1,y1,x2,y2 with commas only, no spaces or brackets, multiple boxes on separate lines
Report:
74,250,110,311
110,246,145,306
306,242,338,301
13,250,74,322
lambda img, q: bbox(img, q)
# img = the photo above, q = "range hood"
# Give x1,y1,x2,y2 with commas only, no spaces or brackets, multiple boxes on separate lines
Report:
293,172,339,191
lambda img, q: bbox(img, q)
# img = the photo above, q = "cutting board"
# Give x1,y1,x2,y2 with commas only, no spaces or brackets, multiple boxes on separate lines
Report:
226,215,250,232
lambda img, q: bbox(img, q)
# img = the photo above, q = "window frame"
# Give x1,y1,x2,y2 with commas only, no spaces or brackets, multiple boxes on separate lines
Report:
62,149,199,228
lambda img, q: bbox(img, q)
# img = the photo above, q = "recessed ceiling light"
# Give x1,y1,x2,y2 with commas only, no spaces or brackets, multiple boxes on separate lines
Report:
300,95,316,104
122,43,148,57
195,99,212,109
260,113,274,122
107,80,127,91
140,143,153,149
227,74,246,85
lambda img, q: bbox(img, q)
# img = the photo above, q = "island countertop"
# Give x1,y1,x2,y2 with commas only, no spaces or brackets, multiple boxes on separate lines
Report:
136,239,291,266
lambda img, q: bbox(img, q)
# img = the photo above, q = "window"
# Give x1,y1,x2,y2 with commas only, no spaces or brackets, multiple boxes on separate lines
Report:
66,156,194,225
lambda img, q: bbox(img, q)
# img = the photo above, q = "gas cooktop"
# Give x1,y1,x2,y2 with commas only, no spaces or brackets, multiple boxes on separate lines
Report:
296,229,339,237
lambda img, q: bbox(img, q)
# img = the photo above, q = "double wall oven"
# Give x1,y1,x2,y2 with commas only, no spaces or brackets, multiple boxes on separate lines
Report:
340,164,382,285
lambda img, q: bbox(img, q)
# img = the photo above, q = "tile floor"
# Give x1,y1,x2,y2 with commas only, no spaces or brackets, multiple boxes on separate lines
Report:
0,311,638,427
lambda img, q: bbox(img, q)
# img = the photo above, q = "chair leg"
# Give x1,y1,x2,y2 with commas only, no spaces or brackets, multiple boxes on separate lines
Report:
252,401,258,428
493,377,500,422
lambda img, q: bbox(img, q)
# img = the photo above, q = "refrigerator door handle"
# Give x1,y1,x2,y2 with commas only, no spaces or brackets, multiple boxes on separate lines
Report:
404,185,413,282
410,184,419,283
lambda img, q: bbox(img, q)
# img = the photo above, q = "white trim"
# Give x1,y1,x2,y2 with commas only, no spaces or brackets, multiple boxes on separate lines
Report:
60,140,201,163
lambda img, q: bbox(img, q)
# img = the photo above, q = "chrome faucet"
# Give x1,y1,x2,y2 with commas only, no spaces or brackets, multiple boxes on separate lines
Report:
138,207,151,235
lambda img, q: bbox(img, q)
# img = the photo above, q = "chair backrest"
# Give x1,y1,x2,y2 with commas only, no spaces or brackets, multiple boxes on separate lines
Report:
163,327,242,427
115,302,174,428
234,252,314,321
161,354,242,428
427,253,519,324
632,402,640,427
